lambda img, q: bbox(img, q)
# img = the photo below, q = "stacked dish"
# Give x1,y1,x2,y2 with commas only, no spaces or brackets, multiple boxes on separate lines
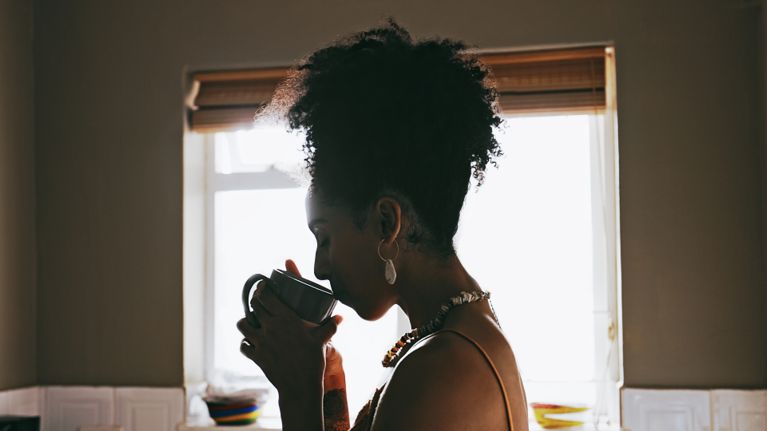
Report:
204,397,261,426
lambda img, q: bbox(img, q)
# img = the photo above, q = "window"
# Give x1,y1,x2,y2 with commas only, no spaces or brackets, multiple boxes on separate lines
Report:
184,46,622,429
457,113,621,427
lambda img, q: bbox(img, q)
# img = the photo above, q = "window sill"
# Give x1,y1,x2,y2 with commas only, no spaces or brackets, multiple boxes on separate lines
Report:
529,423,622,431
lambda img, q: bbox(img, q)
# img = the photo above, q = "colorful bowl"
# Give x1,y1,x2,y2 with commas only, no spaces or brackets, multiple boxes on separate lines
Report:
204,398,261,426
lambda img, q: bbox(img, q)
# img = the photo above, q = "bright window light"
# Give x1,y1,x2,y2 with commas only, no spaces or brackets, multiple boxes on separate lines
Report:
214,127,305,174
456,115,603,407
206,114,619,425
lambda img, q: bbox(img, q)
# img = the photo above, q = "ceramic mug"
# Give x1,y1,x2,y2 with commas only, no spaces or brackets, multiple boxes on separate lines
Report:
242,269,337,326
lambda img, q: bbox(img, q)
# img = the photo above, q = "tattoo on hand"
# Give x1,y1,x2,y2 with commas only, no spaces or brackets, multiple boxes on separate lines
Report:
324,388,350,431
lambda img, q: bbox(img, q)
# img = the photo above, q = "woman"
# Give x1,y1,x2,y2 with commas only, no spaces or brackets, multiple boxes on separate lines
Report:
237,21,528,431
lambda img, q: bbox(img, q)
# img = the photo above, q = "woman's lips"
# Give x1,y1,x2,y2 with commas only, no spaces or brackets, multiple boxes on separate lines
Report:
333,289,348,303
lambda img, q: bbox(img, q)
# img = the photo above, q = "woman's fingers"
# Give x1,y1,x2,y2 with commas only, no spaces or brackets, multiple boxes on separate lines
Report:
285,259,301,277
237,317,258,338
237,318,261,350
240,338,258,362
256,283,297,318
250,294,274,324
314,315,343,343
237,318,261,363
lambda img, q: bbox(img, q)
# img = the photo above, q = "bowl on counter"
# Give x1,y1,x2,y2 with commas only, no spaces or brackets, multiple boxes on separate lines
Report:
203,397,261,426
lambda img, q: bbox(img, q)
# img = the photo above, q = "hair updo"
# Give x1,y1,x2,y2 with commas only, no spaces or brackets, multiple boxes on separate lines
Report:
273,20,503,257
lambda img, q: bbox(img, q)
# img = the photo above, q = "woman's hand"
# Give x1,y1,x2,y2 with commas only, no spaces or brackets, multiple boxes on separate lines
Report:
236,260,342,400
282,260,347,389
283,261,350,431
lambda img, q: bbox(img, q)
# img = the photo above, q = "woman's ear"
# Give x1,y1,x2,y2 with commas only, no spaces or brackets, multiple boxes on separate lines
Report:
375,197,402,243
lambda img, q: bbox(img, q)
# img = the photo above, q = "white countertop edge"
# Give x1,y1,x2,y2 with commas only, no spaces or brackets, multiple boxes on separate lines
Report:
178,417,282,431
178,426,278,431
178,424,281,431
179,421,622,431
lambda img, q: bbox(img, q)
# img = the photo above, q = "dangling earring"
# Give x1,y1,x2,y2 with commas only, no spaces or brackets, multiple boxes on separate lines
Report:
377,239,399,285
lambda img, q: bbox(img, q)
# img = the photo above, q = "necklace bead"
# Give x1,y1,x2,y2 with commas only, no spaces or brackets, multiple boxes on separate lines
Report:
381,290,492,367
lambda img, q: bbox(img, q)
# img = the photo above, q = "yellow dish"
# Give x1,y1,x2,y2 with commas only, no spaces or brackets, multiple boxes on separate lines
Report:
531,402,590,429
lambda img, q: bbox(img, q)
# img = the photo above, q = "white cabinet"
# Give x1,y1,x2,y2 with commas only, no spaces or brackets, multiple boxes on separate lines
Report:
0,387,39,416
43,387,114,431
36,386,184,431
624,389,767,431
623,389,711,431
712,390,767,431
115,388,184,431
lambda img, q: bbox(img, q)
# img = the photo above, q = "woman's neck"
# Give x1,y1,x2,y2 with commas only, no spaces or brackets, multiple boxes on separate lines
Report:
395,253,483,329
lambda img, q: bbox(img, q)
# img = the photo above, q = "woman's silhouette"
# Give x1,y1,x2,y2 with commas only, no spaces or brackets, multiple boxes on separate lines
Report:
237,20,529,431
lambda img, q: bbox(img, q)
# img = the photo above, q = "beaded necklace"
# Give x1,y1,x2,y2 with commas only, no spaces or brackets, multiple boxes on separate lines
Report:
382,290,495,368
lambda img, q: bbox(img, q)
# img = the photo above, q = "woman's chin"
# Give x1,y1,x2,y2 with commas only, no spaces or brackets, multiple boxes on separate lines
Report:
351,303,392,322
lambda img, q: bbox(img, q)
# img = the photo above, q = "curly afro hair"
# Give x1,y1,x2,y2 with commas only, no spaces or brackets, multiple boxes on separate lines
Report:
274,20,503,257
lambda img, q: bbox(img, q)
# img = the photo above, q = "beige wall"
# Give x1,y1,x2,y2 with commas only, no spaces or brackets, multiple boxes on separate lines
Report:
762,1,767,383
33,0,766,387
0,0,37,390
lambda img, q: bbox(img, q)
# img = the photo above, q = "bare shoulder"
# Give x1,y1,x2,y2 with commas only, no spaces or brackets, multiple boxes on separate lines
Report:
370,331,507,431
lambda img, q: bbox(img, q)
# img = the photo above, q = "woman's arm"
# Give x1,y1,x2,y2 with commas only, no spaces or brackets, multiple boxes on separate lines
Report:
275,374,349,431
277,384,324,431
276,353,349,431
323,373,350,431
323,344,350,431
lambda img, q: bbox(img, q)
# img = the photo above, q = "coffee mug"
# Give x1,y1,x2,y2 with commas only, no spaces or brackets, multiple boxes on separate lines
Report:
242,269,337,326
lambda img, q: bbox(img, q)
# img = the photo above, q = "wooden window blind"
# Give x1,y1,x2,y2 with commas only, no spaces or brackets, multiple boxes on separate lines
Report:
481,46,606,114
188,68,289,132
187,46,608,132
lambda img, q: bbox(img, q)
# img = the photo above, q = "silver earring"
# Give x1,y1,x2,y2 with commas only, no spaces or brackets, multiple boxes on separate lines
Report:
377,239,399,285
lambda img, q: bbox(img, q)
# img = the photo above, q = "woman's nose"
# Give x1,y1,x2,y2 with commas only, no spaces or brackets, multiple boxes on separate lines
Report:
314,251,330,280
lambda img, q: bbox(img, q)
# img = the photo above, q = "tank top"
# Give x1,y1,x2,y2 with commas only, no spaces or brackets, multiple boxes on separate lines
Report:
349,328,517,431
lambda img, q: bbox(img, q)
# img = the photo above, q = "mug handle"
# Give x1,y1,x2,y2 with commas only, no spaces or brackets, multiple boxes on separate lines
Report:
242,274,269,327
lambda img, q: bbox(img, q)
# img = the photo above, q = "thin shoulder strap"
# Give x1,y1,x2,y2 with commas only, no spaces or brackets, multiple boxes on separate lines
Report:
438,328,515,431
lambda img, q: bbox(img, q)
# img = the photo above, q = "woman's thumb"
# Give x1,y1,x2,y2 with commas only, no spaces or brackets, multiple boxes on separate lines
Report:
285,259,302,277
316,315,343,342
